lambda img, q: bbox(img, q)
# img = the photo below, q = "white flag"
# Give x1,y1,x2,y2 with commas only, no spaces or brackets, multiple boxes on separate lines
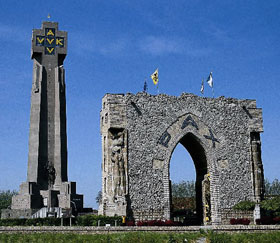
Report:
207,72,213,88
200,79,204,94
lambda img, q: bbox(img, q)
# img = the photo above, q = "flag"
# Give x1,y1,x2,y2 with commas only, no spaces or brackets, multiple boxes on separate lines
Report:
200,79,204,94
207,72,213,88
143,80,147,92
151,68,159,85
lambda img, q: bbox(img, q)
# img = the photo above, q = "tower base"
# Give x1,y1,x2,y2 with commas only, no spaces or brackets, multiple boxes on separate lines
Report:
1,181,83,219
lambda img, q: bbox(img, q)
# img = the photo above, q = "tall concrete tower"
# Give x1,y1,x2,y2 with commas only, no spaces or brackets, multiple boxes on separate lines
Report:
10,22,83,217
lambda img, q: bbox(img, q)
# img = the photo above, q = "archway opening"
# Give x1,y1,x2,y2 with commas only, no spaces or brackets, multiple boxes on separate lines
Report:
169,133,208,225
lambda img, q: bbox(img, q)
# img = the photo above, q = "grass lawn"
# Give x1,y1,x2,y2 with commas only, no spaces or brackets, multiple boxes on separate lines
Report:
0,231,280,242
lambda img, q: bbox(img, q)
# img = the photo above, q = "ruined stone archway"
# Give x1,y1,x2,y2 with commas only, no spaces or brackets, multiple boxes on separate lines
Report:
99,93,264,225
160,113,220,224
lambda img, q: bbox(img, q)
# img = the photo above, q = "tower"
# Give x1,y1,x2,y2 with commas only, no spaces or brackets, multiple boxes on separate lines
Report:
10,21,83,216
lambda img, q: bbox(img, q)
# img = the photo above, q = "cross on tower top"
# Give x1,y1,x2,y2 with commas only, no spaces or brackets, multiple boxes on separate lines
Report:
31,21,67,58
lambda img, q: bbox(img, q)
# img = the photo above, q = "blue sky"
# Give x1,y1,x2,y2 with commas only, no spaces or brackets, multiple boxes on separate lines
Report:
0,0,279,208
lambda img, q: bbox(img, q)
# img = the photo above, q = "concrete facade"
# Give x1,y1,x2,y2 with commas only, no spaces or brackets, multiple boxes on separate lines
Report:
99,92,264,225
3,22,83,218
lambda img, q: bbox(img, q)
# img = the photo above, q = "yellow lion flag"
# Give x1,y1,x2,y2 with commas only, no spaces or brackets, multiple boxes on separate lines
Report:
151,68,159,85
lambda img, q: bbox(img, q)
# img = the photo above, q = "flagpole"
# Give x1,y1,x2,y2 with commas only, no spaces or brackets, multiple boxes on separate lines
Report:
157,83,159,94
143,78,148,93
201,78,204,97
212,86,214,98
157,68,159,94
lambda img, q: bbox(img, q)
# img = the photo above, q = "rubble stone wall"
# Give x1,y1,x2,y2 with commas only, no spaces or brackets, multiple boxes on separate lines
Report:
100,92,264,224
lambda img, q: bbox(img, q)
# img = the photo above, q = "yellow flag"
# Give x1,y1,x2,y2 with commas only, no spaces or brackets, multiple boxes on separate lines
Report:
151,68,159,85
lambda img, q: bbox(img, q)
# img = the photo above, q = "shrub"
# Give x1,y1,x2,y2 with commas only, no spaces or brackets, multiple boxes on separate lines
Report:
146,220,158,226
76,215,96,226
230,218,250,225
256,216,273,225
241,218,250,225
25,217,61,226
136,220,179,226
126,220,135,226
0,218,68,226
136,221,146,226
0,218,26,226
233,201,255,211
230,218,237,225
0,215,122,227
261,196,280,217
256,216,280,225
164,220,176,226
76,215,122,226
273,217,280,224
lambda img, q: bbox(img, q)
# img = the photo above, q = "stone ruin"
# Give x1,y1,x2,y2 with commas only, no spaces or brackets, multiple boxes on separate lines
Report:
99,92,264,225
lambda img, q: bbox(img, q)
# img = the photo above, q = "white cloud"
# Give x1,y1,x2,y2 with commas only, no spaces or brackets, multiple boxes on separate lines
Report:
70,31,211,58
203,25,232,43
70,31,129,57
139,36,183,56
99,38,127,55
139,36,211,57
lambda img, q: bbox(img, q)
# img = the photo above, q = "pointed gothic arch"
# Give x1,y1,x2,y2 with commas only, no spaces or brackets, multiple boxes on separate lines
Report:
160,113,220,224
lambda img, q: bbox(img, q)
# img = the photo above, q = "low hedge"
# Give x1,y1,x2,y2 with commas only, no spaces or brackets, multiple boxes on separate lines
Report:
230,218,250,225
233,197,280,217
232,201,256,211
75,215,122,226
0,215,122,226
256,216,280,225
0,218,70,226
0,218,27,226
136,220,181,226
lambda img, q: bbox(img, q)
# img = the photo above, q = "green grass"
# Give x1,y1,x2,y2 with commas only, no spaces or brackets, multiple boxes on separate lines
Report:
0,232,200,243
207,231,280,243
0,232,280,243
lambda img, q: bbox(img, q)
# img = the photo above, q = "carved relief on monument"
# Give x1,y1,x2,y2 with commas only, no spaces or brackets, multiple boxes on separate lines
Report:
58,65,65,92
45,162,56,189
109,128,127,199
250,132,264,202
41,160,56,189
32,63,42,93
202,173,211,224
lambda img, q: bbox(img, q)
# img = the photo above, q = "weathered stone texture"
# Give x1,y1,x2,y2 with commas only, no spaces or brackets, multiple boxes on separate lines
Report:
100,92,264,225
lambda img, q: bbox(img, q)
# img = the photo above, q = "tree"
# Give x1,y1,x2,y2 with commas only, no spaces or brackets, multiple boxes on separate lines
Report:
95,190,102,205
264,179,280,196
171,180,196,212
0,190,17,216
261,196,280,217
171,180,195,198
